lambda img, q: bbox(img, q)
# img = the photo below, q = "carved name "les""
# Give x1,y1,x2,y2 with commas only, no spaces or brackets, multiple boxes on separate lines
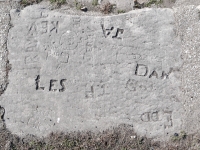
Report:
35,75,66,92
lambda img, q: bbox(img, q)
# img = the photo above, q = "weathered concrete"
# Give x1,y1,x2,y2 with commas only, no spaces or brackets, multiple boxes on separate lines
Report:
0,4,186,140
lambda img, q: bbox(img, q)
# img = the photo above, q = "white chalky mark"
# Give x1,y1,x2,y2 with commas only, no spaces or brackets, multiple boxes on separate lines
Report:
57,118,60,123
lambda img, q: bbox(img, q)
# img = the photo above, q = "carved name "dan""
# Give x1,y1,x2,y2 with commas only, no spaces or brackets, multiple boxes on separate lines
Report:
135,64,173,79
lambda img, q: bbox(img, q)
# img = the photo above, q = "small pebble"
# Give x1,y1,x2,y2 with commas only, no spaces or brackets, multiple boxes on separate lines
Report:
174,133,179,137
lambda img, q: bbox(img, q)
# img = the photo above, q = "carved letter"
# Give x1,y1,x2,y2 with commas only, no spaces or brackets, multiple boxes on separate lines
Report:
85,86,94,98
151,111,159,121
35,75,44,90
72,17,81,27
49,80,57,92
161,68,173,79
164,111,173,129
141,112,150,122
50,21,59,33
59,79,66,92
28,23,37,36
112,28,124,39
101,24,114,38
41,21,48,34
25,38,38,52
149,70,158,78
135,64,148,76
0,106,5,121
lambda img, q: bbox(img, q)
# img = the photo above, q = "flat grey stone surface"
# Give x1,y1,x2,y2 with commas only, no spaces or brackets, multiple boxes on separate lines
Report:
0,4,185,140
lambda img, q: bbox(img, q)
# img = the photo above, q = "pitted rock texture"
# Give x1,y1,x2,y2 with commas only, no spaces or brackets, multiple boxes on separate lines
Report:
0,4,185,140
175,0,200,6
0,2,11,95
174,5,200,135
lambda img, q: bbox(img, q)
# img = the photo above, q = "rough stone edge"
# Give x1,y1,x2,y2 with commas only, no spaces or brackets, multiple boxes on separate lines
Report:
0,3,10,96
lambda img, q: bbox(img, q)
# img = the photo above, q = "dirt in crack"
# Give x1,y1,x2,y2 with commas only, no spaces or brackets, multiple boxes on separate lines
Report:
0,123,199,149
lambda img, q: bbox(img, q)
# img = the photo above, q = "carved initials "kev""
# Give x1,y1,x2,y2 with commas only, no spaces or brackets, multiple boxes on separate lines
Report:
28,21,59,35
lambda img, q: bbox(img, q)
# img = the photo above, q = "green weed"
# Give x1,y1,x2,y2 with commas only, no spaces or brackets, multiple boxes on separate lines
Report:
117,10,126,14
92,0,98,6
144,0,163,7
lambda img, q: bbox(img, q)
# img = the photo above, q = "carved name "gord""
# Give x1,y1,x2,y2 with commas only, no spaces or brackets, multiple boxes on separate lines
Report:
135,64,173,79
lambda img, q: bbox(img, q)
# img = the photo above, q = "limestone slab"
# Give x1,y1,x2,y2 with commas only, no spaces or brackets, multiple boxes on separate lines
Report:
1,5,184,140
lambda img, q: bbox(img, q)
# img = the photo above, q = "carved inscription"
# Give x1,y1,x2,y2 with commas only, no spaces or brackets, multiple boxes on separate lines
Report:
141,110,173,128
25,55,39,64
86,34,95,52
60,31,78,50
49,80,57,92
28,23,37,36
126,79,137,91
135,64,173,79
85,85,94,98
35,75,66,92
49,21,59,33
72,17,81,27
85,84,106,98
41,21,48,34
149,70,158,78
161,69,173,79
101,24,113,38
48,51,69,63
25,38,38,52
141,111,159,122
35,75,45,90
163,111,173,129
135,64,148,76
126,79,153,92
101,24,124,39
28,21,59,35
59,79,67,92
112,28,124,39
0,106,5,121
41,12,48,18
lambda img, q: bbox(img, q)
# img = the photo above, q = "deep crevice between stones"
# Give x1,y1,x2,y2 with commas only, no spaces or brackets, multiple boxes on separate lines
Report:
0,2,13,96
